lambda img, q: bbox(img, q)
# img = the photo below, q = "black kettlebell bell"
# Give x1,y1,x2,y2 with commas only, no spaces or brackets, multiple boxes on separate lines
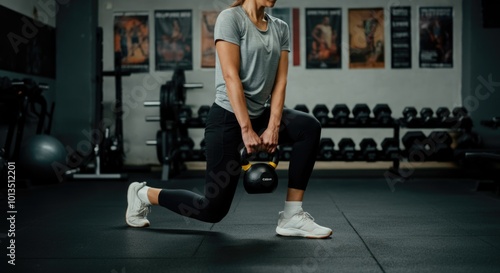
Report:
241,148,279,194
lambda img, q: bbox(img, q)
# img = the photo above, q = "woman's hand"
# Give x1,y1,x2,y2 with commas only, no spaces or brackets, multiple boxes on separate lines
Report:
260,126,279,153
242,129,262,154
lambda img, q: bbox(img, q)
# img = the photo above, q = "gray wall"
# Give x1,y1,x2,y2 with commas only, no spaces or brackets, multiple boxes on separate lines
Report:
461,0,500,146
52,0,98,164
99,0,463,165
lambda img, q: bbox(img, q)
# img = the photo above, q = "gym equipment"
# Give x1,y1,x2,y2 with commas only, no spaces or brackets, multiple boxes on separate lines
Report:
178,105,193,125
178,136,195,160
402,131,427,161
352,104,371,125
197,105,211,125
436,107,451,122
18,134,67,183
402,107,418,125
331,104,350,125
312,104,330,125
381,138,399,160
1,78,51,162
373,104,392,125
294,104,309,113
338,138,356,161
279,144,293,161
360,138,378,162
147,130,180,180
143,70,203,128
420,107,434,123
427,131,453,161
318,138,335,160
481,117,500,129
241,148,279,194
456,131,482,149
452,106,473,129
452,106,468,118
68,48,129,180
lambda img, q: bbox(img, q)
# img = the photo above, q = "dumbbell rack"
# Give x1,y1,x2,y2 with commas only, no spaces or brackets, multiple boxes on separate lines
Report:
399,113,474,162
317,117,401,171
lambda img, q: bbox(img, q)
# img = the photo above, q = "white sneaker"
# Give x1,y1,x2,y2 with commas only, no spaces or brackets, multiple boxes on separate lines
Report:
276,211,332,239
125,181,151,227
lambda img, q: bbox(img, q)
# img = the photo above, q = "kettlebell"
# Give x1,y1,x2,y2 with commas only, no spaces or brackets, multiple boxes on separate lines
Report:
241,148,279,194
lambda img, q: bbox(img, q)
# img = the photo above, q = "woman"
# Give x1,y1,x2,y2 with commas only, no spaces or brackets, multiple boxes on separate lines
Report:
125,0,332,239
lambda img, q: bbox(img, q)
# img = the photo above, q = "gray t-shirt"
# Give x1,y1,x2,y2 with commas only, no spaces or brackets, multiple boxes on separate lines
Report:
214,6,290,118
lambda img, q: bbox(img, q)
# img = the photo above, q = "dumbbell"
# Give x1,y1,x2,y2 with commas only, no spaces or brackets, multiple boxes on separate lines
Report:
402,131,427,161
360,138,378,162
338,138,356,161
178,136,195,160
197,105,211,125
178,105,193,125
456,131,482,149
279,144,293,161
318,138,335,160
427,131,453,161
481,117,500,129
420,107,434,124
452,106,473,129
373,104,392,125
381,138,399,160
352,104,371,125
312,104,330,125
331,104,350,125
452,106,468,118
436,107,451,123
294,104,309,113
402,106,418,125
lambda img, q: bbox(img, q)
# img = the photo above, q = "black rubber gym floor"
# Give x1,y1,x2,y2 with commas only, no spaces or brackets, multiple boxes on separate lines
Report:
3,171,500,273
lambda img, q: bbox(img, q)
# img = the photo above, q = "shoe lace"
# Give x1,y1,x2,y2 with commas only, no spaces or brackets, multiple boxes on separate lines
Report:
137,203,151,218
297,211,315,222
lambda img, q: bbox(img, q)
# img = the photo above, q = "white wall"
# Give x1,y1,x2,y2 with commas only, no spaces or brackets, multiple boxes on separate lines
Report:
98,0,463,165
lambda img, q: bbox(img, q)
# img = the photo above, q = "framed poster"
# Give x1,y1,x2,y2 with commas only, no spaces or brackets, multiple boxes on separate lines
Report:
391,7,411,69
419,7,453,68
349,8,385,69
306,8,342,69
201,11,218,68
155,10,193,71
113,12,149,72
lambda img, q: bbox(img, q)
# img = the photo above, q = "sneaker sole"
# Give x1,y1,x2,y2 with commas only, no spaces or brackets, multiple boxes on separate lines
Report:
276,227,332,239
126,182,150,228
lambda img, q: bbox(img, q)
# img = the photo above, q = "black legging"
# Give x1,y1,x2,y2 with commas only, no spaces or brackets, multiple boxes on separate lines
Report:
158,103,321,223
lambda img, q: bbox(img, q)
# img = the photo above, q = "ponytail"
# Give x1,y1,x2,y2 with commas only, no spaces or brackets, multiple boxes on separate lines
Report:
230,0,245,7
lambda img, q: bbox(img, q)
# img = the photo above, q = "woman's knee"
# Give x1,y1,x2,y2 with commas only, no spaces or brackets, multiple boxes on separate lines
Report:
204,202,231,223
300,112,322,138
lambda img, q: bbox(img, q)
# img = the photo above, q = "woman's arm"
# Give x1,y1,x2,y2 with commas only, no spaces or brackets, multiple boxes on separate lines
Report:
260,50,289,153
215,40,262,153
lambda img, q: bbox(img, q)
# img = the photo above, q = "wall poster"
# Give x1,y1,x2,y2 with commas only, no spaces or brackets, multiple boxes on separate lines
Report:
349,8,385,69
419,7,453,68
114,12,149,72
155,10,193,71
